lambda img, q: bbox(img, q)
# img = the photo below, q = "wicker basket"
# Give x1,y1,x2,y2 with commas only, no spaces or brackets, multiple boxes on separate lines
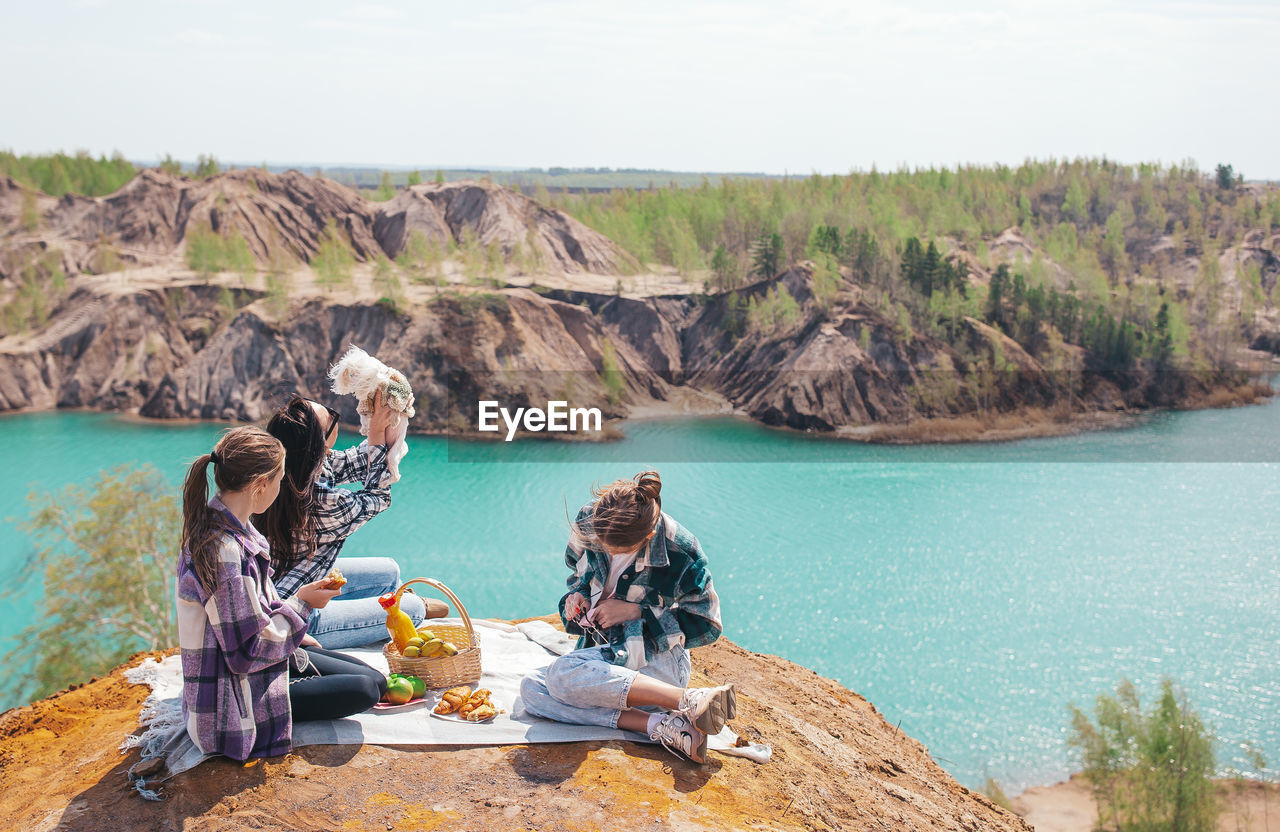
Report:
382,578,481,688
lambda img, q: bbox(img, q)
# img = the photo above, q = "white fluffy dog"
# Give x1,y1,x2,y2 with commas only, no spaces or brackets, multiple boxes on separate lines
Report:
328,345,415,484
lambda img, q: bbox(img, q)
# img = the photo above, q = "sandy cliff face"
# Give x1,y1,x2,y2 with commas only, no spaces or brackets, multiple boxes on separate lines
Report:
0,262,1265,437
0,283,662,428
0,626,1031,832
375,183,639,275
0,170,635,277
0,170,1273,437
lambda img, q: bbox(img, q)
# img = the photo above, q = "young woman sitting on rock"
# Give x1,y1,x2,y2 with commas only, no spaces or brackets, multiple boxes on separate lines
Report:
257,393,447,650
176,427,386,762
519,470,736,763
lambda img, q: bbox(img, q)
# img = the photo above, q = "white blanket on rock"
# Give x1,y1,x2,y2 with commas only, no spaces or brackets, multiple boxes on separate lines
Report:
122,619,769,794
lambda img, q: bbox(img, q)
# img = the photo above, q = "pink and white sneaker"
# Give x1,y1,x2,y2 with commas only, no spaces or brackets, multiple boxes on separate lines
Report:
677,683,738,734
649,710,708,764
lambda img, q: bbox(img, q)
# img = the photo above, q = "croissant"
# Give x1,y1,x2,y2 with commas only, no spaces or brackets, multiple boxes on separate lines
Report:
433,686,472,715
459,689,494,720
322,568,347,590
464,703,498,722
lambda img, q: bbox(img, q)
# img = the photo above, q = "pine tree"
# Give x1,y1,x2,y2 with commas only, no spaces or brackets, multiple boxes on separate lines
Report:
750,232,783,280
1215,163,1235,190
986,264,1011,329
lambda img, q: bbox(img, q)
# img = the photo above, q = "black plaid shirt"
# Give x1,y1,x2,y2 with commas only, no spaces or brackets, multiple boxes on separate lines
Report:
274,442,392,599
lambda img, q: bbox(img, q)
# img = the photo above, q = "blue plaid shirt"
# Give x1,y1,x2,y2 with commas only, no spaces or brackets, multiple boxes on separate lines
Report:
274,442,392,599
560,504,722,669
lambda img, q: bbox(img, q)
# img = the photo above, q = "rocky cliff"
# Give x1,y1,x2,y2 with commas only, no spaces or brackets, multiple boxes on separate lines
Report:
0,283,665,430
0,170,1274,439
0,169,635,277
0,622,1031,832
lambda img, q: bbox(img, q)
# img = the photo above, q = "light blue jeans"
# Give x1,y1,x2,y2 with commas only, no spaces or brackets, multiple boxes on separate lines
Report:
307,557,426,649
519,645,691,729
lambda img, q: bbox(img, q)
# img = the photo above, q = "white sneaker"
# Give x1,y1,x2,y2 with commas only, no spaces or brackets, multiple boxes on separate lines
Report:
649,710,708,764
678,684,737,734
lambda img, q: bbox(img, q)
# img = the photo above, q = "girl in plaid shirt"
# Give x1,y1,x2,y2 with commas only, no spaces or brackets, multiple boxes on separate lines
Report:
257,394,448,649
176,427,386,761
520,471,736,764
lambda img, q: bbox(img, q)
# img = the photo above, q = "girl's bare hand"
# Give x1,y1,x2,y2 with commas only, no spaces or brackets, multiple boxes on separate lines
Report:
367,390,394,446
564,592,588,621
296,581,343,610
300,634,321,648
592,599,641,628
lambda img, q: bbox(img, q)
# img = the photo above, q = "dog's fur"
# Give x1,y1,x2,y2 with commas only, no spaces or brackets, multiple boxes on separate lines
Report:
328,346,415,483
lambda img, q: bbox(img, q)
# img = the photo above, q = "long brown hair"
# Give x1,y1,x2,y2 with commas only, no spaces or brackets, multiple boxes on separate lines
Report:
182,426,285,593
255,394,328,576
580,470,663,551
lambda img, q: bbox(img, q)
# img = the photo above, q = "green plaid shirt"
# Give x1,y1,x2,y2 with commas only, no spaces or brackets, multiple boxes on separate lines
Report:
560,504,722,669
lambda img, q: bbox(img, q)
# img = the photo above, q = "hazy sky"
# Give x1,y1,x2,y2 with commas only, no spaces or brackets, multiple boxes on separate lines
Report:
3,1,1277,177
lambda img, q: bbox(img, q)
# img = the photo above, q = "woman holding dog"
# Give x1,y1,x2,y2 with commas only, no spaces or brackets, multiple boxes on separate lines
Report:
256,393,447,649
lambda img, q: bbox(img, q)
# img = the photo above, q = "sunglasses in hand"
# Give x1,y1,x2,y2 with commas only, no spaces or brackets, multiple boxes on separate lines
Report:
574,613,610,644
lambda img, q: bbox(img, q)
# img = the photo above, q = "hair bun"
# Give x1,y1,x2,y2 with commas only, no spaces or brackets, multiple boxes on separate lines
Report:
633,470,662,503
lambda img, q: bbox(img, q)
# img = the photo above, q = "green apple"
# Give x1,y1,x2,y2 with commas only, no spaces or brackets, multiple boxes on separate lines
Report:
385,677,415,705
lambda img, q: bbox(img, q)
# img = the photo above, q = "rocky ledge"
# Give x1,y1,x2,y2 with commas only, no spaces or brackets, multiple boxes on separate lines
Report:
0,621,1028,832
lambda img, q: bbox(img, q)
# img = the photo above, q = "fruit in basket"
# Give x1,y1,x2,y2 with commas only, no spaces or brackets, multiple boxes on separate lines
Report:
384,677,415,705
422,638,446,657
440,641,459,656
402,645,421,657
416,629,435,641
407,636,425,649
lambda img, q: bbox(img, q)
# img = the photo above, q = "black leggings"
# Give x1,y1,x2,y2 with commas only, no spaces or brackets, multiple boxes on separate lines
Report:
289,647,387,722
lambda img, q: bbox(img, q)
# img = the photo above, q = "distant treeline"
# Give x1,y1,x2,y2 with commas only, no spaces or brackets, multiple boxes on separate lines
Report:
552,159,1279,376
1,150,136,197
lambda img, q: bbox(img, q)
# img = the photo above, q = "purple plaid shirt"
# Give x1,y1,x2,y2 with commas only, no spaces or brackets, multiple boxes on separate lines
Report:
176,496,311,761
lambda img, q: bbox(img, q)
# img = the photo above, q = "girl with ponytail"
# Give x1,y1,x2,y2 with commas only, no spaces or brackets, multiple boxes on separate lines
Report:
519,470,736,765
176,426,387,762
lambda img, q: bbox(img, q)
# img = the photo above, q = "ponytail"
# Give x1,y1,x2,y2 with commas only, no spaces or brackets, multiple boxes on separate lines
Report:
578,469,663,551
181,427,285,594
256,394,325,576
182,454,221,594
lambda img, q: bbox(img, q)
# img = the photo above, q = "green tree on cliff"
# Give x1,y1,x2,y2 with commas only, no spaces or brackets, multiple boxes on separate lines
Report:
2,466,179,705
750,232,783,280
313,220,355,291
374,171,395,201
1215,164,1235,191
1068,678,1217,832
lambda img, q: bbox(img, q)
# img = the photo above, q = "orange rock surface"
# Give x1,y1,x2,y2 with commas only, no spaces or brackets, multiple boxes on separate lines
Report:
0,629,1029,832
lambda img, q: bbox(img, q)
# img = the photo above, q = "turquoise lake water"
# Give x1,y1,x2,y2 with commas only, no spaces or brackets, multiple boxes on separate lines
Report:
0,404,1277,791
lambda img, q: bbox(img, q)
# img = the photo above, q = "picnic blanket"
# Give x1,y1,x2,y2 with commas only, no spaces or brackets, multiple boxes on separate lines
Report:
123,618,770,797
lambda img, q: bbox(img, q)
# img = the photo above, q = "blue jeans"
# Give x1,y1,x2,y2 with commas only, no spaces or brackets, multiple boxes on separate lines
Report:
519,645,691,729
307,557,426,649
